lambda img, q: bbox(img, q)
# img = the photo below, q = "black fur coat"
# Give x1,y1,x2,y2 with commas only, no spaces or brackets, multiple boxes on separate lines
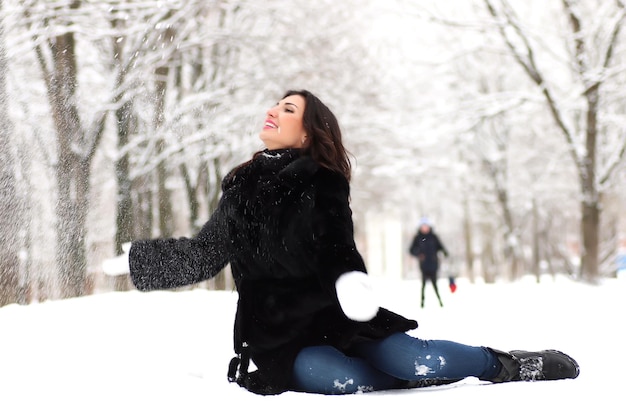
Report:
129,149,417,395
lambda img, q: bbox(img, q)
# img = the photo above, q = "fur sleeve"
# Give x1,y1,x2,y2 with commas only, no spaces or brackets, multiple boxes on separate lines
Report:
129,204,230,291
311,169,367,293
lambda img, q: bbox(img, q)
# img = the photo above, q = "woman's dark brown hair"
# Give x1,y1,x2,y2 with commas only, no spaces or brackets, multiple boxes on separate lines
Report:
231,90,352,182
283,90,352,182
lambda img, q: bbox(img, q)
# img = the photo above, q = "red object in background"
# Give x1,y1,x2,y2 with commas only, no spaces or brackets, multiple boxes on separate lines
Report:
448,277,457,293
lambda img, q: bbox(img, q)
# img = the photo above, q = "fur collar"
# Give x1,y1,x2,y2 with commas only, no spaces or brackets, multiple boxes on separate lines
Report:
275,152,319,186
224,149,319,190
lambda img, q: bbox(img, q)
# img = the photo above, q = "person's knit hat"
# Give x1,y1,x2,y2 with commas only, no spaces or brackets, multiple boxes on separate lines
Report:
419,216,431,227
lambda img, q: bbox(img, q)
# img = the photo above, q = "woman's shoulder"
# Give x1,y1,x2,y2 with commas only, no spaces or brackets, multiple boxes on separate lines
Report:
278,154,319,183
314,166,349,191
280,154,348,189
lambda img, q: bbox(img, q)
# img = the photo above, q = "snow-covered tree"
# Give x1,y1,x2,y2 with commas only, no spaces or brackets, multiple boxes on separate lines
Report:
0,0,24,306
388,0,626,281
478,0,626,281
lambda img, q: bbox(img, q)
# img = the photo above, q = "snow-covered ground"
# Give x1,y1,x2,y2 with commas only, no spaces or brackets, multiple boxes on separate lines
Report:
1,275,622,417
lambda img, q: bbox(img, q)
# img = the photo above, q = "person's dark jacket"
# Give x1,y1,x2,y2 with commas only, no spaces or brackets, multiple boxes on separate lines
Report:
129,149,417,395
409,229,448,274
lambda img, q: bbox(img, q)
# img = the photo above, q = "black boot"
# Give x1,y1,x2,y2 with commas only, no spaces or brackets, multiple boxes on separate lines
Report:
483,349,580,383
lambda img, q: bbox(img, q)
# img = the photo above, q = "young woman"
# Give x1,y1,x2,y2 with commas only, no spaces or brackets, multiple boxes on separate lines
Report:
128,90,579,395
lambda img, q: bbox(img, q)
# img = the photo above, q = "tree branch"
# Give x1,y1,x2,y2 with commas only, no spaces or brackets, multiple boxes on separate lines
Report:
599,133,626,186
484,0,582,176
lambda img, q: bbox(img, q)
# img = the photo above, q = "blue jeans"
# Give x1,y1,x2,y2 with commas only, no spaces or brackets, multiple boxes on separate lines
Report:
291,332,500,394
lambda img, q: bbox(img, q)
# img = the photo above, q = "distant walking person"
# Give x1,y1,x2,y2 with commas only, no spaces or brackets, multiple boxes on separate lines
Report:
409,219,448,308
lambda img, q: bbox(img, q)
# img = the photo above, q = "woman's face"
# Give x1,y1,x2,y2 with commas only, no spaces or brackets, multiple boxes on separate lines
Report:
259,94,307,150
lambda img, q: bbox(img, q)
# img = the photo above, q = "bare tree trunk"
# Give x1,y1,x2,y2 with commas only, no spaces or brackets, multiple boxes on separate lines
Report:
579,82,600,281
16,143,34,303
481,144,521,280
479,221,498,283
542,215,557,278
0,0,22,306
531,198,541,283
155,64,174,238
495,178,520,280
179,53,204,237
35,17,105,298
111,29,134,291
462,196,475,282
112,98,133,292
209,158,227,290
133,183,153,240
180,163,201,233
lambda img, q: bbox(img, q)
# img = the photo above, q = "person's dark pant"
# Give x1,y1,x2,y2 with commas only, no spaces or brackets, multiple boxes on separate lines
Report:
421,271,443,307
291,332,500,394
